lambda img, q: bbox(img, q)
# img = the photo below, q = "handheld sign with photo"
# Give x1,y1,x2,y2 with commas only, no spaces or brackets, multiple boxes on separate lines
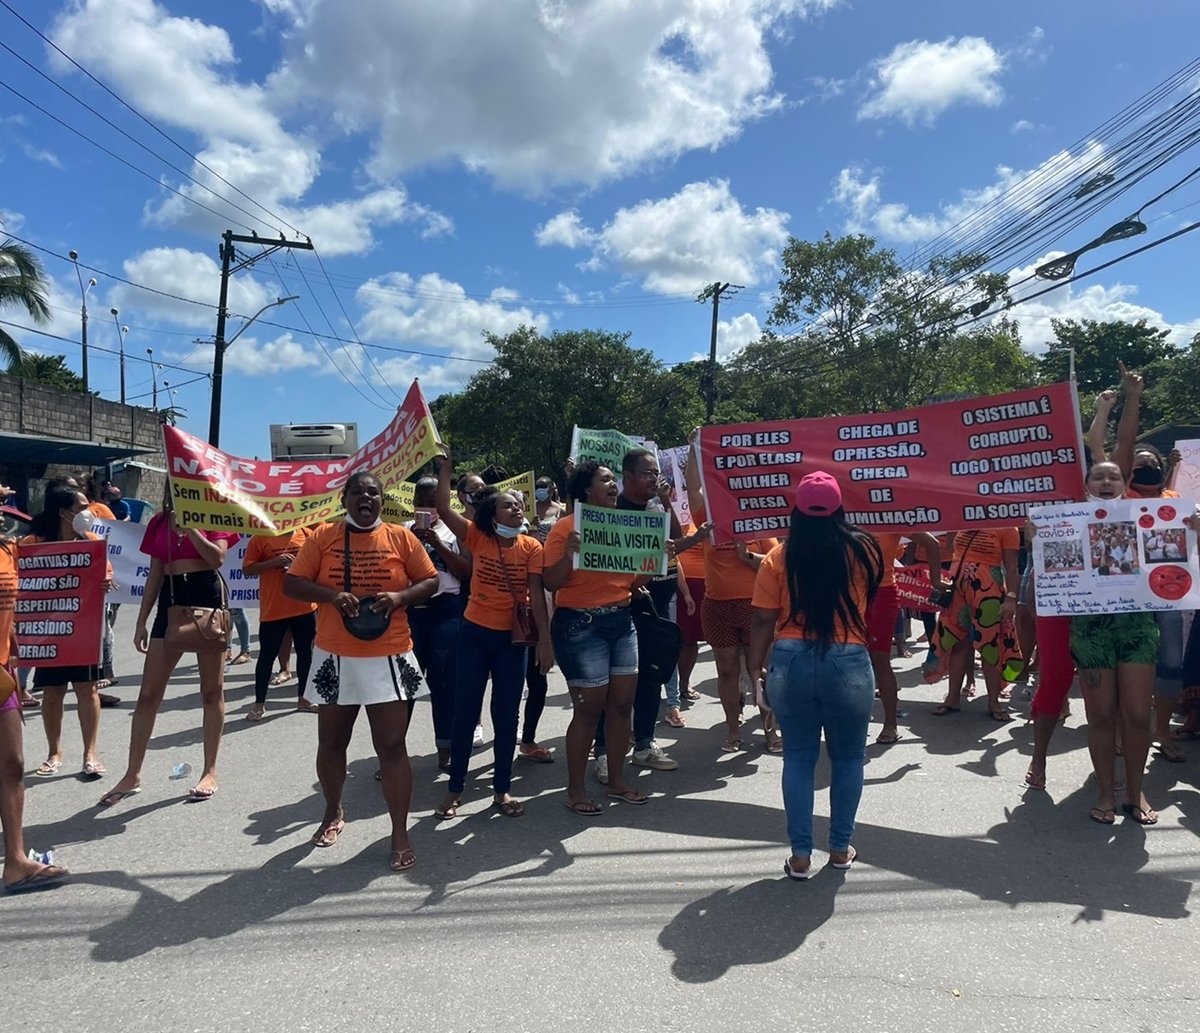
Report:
1030,497,1200,615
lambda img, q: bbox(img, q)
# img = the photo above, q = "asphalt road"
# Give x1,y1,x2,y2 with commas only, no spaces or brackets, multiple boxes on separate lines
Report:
4,610,1198,1033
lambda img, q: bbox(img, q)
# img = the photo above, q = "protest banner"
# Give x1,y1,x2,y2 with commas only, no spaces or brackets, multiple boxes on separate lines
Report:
570,426,641,468
1171,438,1200,499
574,503,668,575
92,519,259,607
16,539,106,667
894,566,938,614
1029,497,1200,615
164,380,443,535
381,470,535,522
657,444,692,529
697,383,1086,543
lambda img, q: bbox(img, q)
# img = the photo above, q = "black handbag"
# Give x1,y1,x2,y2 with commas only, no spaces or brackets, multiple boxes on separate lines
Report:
341,524,392,641
933,531,977,609
631,591,682,687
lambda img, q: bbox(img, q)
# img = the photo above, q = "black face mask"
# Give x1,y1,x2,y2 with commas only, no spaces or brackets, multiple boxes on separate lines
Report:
1132,465,1164,487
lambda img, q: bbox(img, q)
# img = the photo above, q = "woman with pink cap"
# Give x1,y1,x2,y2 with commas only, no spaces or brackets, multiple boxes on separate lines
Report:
748,471,882,879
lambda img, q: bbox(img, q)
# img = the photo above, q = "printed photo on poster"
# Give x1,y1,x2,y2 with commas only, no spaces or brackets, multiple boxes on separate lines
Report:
1088,521,1139,576
1042,538,1084,572
1143,527,1188,564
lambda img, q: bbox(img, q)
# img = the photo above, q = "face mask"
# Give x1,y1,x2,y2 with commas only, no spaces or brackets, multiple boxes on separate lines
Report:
345,513,382,531
535,487,551,503
1131,465,1164,487
495,521,526,539
462,492,478,507
71,510,94,536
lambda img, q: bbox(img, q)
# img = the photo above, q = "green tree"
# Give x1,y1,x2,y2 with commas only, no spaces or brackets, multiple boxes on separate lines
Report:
7,352,87,392
433,326,706,478
1144,334,1200,427
1039,318,1177,398
0,238,51,367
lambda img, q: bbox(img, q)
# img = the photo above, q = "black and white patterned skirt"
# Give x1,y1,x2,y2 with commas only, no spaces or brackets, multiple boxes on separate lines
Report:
302,646,428,707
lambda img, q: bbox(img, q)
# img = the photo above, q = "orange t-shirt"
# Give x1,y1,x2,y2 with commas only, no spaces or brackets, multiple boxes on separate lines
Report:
952,528,1019,567
704,538,778,600
543,513,635,610
751,541,872,645
872,533,902,589
0,541,17,666
676,523,707,580
243,529,317,622
464,523,544,631
88,501,116,521
1125,487,1181,500
20,532,113,581
289,522,437,658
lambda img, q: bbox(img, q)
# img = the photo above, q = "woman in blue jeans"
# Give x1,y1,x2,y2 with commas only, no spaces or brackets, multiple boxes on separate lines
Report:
748,471,882,879
434,455,553,819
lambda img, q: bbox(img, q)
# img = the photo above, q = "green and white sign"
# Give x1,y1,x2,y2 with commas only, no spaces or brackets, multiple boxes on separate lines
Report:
569,426,641,468
575,503,668,575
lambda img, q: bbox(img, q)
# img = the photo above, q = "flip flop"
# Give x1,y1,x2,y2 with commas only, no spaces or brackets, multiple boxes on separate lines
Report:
664,711,686,729
765,736,784,754
311,818,345,847
875,729,901,745
492,799,525,817
434,801,460,820
720,737,742,753
34,758,62,776
1153,742,1186,764
830,846,857,870
187,785,217,801
564,798,602,817
4,865,69,894
98,693,121,708
931,704,960,716
1089,806,1116,825
81,760,106,780
987,710,1014,723
269,672,292,687
783,857,814,881
389,848,416,871
245,707,266,722
606,789,649,806
98,786,141,808
231,653,253,665
1121,803,1159,826
1023,769,1046,791
517,745,554,763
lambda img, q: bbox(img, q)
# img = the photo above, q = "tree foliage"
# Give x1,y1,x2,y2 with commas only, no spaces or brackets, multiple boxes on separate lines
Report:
8,353,87,392
0,238,51,368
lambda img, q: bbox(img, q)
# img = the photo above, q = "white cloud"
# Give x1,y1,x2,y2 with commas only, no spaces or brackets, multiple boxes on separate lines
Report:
859,36,1004,125
1010,119,1038,134
537,179,789,293
175,331,322,376
1004,252,1197,354
690,311,763,360
110,248,273,330
268,0,842,190
0,209,25,233
21,144,62,169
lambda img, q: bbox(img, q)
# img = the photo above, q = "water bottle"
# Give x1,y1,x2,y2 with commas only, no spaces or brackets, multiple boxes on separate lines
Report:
27,847,53,865
169,762,193,780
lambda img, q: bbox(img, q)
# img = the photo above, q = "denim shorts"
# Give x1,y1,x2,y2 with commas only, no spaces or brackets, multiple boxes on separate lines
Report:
551,606,638,689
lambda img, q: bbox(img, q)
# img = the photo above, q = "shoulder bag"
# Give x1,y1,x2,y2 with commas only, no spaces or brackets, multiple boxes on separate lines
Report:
341,523,392,641
932,531,977,610
163,520,231,653
497,541,538,646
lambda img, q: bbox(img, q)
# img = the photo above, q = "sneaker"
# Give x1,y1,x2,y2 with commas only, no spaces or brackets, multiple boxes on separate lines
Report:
594,755,609,785
632,742,678,771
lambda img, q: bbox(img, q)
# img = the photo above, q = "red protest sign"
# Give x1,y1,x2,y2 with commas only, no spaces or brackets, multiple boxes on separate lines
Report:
894,567,938,614
16,539,106,668
698,383,1085,543
165,379,444,535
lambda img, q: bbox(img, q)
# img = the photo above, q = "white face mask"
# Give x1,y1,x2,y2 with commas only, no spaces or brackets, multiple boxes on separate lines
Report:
71,510,95,536
495,521,527,539
345,513,382,531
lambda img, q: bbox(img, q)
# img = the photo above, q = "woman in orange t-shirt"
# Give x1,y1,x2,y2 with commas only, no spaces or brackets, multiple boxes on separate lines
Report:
432,453,552,820
747,472,882,879
21,485,115,780
285,471,438,871
544,460,645,814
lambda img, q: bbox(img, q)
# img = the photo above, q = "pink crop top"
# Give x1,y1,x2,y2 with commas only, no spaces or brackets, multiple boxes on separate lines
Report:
140,512,241,562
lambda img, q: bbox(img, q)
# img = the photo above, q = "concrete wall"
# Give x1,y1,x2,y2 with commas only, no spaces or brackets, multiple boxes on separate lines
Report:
0,372,167,514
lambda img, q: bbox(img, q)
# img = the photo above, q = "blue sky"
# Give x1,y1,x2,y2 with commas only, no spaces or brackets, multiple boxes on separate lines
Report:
3,0,1200,459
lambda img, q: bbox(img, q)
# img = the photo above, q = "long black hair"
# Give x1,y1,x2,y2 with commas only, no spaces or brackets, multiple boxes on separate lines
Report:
783,508,882,648
31,485,83,542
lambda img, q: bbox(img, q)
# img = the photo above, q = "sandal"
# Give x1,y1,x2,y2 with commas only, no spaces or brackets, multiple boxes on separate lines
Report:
783,857,814,881
875,728,901,745
830,846,857,870
311,818,345,847
98,693,121,708
390,848,417,871
720,737,742,753
434,800,460,820
987,709,1014,723
931,704,960,716
764,733,783,753
664,708,686,728
1153,742,1185,764
188,785,218,801
1023,769,1046,791
517,744,554,763
34,758,62,777
81,760,107,780
245,706,266,722
98,786,141,807
564,798,603,817
1121,803,1159,826
4,864,70,894
231,652,253,665
1089,806,1116,825
685,687,701,702
493,799,525,817
269,671,292,687
606,789,649,805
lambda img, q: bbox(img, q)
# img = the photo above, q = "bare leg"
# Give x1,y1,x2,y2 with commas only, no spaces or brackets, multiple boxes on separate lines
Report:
1153,694,1183,760
365,701,414,863
1081,668,1118,817
870,650,899,739
39,685,67,767
1117,662,1156,819
565,685,606,808
944,639,971,707
677,641,700,698
105,639,183,797
1,708,55,886
75,681,102,767
1028,714,1057,786
604,674,640,797
315,705,358,830
278,629,293,677
712,645,743,741
194,651,226,795
982,664,1009,717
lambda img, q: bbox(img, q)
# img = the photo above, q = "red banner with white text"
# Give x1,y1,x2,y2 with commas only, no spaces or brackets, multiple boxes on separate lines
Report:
164,380,444,535
17,540,106,667
698,382,1085,544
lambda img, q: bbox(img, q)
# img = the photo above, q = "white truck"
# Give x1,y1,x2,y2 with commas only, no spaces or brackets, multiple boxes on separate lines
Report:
269,423,359,461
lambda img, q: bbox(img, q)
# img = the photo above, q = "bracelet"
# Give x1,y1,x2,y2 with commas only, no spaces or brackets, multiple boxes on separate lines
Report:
1005,592,1017,599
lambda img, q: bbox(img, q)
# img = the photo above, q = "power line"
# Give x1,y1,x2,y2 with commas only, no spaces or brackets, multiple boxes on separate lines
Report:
0,318,213,376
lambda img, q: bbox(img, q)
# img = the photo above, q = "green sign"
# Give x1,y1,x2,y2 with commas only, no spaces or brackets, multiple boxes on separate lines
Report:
575,503,668,575
570,426,640,468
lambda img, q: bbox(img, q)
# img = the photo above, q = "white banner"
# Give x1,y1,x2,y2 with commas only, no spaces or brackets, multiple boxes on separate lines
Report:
656,444,692,530
1030,497,1199,615
1172,439,1200,499
92,520,258,608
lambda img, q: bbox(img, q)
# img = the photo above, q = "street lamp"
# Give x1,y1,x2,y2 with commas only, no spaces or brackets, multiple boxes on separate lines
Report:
110,308,129,404
147,347,158,409
68,250,97,392
208,294,299,446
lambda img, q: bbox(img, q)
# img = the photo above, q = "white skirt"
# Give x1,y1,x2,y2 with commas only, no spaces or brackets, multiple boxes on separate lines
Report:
303,646,428,707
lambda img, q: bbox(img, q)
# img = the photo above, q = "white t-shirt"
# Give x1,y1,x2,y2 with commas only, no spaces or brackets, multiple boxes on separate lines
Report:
405,518,461,596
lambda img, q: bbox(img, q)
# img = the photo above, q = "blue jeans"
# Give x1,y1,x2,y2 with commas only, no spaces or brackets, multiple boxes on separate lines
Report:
230,608,251,654
448,619,526,796
766,640,875,856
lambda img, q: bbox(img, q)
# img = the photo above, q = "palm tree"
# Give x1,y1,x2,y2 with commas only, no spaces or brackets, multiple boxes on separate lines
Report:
0,238,51,368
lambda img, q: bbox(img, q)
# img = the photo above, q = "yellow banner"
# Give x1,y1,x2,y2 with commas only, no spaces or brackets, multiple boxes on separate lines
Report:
382,471,536,522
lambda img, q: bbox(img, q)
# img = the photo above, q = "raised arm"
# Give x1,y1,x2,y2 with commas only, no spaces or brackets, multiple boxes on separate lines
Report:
434,450,471,544
1084,389,1118,463
683,428,707,524
1112,361,1144,480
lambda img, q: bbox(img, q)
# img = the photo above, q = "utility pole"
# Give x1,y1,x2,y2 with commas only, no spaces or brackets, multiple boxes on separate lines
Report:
111,308,128,404
147,348,158,410
68,250,96,393
208,230,313,446
697,281,743,424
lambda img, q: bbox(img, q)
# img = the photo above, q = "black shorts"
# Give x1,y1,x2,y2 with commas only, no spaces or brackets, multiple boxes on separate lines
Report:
150,570,223,639
32,664,102,688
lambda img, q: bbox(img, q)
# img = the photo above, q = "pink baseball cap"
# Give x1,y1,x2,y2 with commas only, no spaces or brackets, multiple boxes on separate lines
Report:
794,471,842,516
